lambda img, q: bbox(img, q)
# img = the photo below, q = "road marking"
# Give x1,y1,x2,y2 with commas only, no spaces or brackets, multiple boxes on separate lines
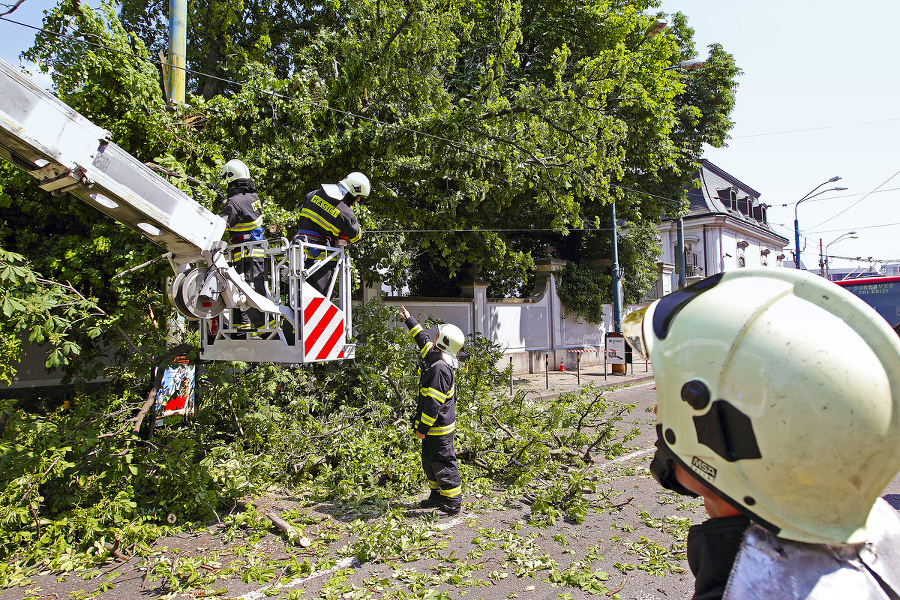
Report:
238,557,358,600
437,516,463,530
238,515,464,599
599,447,655,471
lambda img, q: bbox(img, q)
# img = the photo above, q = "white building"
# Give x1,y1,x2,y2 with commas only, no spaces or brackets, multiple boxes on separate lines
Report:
655,159,789,296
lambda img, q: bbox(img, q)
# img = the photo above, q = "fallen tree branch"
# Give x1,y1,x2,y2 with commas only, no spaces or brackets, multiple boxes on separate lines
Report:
491,413,517,440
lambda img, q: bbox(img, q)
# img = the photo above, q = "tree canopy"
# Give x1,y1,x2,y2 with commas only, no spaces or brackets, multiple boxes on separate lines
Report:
36,0,736,293
1,0,738,368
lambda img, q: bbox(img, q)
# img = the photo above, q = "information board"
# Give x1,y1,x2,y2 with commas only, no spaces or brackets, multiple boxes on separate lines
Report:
605,333,627,365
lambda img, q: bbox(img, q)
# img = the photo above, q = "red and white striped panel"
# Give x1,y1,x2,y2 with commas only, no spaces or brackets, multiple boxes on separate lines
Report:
302,289,346,362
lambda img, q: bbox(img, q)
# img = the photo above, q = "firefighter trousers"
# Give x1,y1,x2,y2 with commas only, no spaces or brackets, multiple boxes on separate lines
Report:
421,432,461,500
237,256,266,328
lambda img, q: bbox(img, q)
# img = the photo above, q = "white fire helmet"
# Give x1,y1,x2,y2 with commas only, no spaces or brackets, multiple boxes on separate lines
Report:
339,172,370,198
435,323,465,357
623,268,900,545
220,159,250,185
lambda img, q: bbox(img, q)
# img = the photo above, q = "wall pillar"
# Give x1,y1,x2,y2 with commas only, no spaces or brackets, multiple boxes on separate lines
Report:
655,261,674,299
534,256,566,363
361,274,382,304
460,279,489,336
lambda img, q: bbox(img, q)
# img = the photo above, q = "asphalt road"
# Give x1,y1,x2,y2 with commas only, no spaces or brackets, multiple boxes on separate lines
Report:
7,379,900,600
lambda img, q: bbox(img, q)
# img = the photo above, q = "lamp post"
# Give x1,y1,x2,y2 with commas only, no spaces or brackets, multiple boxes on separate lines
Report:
663,58,707,71
609,20,707,316
793,177,846,270
654,40,708,288
824,232,858,280
608,18,674,330
611,202,623,332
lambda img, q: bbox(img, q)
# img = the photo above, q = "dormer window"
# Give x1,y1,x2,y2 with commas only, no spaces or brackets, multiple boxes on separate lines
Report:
753,203,768,224
716,187,739,211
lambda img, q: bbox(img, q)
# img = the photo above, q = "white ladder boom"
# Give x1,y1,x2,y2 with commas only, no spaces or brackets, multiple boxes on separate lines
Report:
0,59,354,363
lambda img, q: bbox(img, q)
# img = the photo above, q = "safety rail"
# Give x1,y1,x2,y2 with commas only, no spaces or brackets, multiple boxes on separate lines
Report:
198,237,355,363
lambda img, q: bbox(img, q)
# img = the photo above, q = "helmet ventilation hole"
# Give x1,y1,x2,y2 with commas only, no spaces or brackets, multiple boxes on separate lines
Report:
664,428,676,445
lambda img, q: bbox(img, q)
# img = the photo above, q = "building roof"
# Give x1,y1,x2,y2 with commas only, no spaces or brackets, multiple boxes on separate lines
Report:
682,159,787,243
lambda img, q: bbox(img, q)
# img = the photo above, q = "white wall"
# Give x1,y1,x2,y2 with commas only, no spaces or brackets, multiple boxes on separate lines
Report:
369,265,642,374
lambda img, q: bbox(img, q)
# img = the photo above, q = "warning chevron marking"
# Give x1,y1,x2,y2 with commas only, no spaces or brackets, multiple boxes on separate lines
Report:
302,294,345,361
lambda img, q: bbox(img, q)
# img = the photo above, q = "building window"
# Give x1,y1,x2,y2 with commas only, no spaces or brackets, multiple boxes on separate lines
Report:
736,240,747,268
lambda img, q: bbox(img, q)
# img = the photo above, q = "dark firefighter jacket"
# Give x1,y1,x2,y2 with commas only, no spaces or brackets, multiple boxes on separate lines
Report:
219,179,264,258
296,187,361,246
405,317,456,437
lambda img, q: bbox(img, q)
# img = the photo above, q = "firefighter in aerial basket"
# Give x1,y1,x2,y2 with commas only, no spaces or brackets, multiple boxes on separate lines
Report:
399,305,465,516
294,172,369,296
219,159,268,334
622,268,900,600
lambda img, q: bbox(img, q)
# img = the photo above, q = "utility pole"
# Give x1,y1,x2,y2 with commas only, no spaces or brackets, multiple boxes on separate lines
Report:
611,202,623,333
168,0,187,103
676,217,686,289
819,238,825,277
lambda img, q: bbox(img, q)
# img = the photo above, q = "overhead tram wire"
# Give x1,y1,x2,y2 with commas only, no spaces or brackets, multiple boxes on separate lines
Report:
730,116,900,140
778,187,900,208
808,168,900,230
362,222,663,235
0,15,691,214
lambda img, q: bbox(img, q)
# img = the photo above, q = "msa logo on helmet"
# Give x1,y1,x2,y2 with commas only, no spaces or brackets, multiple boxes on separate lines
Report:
691,456,717,482
351,185,362,194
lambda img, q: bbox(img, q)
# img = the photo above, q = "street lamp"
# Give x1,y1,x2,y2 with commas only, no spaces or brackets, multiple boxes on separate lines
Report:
609,18,672,331
663,58,707,71
824,231,858,279
645,18,668,38
793,176,847,270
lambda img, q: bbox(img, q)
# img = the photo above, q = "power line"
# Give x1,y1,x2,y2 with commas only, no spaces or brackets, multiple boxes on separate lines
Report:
808,168,900,230
732,117,900,140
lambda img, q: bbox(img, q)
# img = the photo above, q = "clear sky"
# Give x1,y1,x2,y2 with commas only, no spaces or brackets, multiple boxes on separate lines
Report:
656,0,900,273
3,1,899,273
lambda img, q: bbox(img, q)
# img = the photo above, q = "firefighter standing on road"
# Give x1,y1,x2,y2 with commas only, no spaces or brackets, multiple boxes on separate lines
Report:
624,268,900,600
219,159,267,332
399,305,465,516
295,172,369,296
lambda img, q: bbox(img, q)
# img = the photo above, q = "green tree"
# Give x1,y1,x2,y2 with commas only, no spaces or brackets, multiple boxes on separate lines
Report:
110,0,739,304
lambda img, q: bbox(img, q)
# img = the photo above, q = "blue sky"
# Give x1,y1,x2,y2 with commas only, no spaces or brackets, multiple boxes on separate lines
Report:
657,0,900,272
3,0,899,272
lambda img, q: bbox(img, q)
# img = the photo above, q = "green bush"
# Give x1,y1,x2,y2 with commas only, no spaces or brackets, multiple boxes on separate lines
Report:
555,261,610,324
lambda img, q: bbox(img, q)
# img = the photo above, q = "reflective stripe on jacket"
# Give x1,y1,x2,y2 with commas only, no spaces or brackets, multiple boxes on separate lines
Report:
405,316,456,437
219,179,265,251
296,188,361,244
